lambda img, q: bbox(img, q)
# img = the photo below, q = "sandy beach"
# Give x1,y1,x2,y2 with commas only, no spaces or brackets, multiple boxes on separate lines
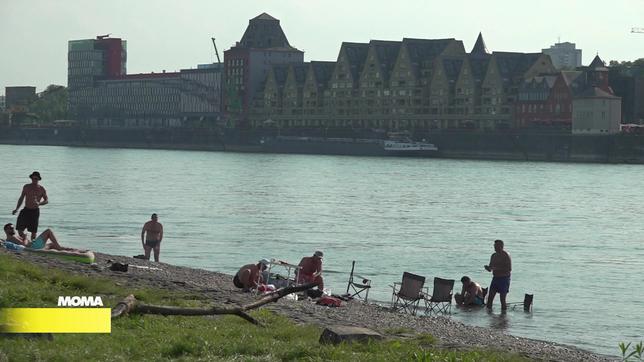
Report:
0,249,615,361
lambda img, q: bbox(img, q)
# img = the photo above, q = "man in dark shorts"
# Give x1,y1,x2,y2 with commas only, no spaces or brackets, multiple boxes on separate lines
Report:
12,171,48,241
233,259,270,291
484,239,512,310
141,213,163,262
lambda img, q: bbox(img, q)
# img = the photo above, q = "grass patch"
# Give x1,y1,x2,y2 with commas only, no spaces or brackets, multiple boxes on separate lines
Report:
0,253,528,361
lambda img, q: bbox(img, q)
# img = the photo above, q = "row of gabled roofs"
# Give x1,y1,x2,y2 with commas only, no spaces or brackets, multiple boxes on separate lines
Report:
264,34,545,90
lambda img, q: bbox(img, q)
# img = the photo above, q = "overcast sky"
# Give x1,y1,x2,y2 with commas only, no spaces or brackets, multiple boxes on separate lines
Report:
1,0,643,94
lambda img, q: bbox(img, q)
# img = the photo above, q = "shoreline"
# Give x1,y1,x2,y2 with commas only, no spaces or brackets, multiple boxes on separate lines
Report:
2,126,644,164
0,249,615,361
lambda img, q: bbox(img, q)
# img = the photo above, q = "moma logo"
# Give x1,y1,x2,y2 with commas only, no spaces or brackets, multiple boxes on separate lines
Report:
57,296,104,307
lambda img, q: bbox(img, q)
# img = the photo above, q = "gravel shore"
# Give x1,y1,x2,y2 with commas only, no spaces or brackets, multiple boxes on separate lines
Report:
2,249,615,361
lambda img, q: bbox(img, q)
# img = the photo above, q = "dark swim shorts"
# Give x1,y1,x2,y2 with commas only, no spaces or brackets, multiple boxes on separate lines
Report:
145,239,160,248
490,276,511,294
16,208,40,233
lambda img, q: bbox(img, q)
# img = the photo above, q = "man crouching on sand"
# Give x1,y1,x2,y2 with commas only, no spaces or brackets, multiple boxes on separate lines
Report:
297,251,324,291
233,259,270,291
3,223,71,250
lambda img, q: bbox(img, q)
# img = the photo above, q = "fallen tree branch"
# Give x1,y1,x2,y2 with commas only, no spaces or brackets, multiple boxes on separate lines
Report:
111,282,317,326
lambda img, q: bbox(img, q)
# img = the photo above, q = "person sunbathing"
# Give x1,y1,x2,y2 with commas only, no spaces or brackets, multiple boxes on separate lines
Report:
3,223,72,251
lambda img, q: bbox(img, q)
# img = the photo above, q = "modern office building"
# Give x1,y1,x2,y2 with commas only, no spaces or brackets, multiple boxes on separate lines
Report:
223,13,304,125
0,95,5,112
68,36,222,127
542,41,582,70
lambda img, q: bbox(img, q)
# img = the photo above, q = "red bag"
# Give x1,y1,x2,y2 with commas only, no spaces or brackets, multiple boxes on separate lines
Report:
317,296,342,307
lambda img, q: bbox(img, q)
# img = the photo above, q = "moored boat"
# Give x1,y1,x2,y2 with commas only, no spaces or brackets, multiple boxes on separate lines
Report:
382,139,438,156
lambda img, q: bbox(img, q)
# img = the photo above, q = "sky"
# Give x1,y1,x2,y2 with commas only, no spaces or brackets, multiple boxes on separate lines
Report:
1,0,643,94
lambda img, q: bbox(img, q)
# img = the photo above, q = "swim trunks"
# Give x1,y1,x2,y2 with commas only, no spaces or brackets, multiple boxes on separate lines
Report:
145,239,160,247
29,236,46,250
490,276,511,294
16,208,40,234
474,295,485,306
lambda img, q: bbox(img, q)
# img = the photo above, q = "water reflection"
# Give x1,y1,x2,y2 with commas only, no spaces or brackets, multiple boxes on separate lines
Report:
487,309,510,330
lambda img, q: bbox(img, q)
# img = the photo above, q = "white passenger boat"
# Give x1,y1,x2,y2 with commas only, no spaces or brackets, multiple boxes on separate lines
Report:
382,138,438,156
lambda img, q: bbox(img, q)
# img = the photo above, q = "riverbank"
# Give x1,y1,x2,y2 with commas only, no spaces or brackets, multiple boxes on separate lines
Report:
3,126,644,164
0,249,614,361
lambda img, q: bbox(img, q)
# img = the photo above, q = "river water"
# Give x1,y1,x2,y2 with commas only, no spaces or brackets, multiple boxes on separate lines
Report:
1,144,642,356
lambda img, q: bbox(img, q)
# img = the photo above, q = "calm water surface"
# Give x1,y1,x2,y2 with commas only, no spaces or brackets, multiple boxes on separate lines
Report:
1,144,642,356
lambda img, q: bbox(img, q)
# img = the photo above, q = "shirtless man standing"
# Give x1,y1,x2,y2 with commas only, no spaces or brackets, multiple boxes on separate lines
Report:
141,213,163,262
484,239,512,310
12,171,48,241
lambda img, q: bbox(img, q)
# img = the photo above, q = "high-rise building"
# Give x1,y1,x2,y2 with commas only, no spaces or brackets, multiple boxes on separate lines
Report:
542,41,582,70
67,36,222,127
223,13,304,125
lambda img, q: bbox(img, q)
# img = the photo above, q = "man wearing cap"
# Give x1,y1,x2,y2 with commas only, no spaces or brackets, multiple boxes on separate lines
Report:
297,251,324,290
12,171,48,241
141,213,163,262
233,259,270,291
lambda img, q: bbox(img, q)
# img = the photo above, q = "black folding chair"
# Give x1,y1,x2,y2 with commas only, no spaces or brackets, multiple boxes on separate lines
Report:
346,261,371,302
391,272,427,315
424,277,455,315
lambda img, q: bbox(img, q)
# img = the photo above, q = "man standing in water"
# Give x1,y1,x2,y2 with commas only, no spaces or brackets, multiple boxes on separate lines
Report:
484,239,512,310
141,213,163,262
12,171,48,241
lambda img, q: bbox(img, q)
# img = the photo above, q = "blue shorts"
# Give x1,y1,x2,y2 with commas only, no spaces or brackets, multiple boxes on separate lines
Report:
29,236,46,250
490,276,511,294
474,295,485,306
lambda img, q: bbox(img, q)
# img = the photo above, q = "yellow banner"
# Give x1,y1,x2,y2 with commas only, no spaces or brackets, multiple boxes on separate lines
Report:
0,308,111,333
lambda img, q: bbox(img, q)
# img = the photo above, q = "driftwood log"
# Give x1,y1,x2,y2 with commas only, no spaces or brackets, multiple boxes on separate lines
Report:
111,282,317,326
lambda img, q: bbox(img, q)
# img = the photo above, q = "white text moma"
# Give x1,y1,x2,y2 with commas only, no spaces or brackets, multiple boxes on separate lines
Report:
57,296,104,307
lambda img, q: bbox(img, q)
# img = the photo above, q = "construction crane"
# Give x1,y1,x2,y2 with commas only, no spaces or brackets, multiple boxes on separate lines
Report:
632,27,644,33
211,38,221,64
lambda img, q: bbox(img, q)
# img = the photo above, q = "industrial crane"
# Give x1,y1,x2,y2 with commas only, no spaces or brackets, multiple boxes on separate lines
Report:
211,38,221,64
632,27,644,33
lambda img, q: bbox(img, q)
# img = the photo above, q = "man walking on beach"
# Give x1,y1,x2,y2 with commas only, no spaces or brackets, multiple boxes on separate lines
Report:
141,213,163,262
12,171,48,241
484,239,512,310
297,251,324,291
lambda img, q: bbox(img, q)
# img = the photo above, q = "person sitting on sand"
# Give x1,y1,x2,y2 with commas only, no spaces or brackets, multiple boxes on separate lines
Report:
297,251,324,290
233,258,270,291
454,276,485,306
3,223,72,251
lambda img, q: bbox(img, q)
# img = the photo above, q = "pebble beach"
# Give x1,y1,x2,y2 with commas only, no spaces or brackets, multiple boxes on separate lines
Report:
1,249,615,361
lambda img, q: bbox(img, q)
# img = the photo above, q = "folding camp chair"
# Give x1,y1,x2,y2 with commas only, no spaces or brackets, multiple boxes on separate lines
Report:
346,261,371,302
424,277,455,315
507,293,534,311
391,272,427,315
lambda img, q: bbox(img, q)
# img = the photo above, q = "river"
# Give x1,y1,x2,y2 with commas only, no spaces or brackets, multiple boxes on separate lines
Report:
1,144,642,356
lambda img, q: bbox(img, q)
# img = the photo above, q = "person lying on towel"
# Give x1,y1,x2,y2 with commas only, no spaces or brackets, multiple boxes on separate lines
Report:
3,223,73,251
